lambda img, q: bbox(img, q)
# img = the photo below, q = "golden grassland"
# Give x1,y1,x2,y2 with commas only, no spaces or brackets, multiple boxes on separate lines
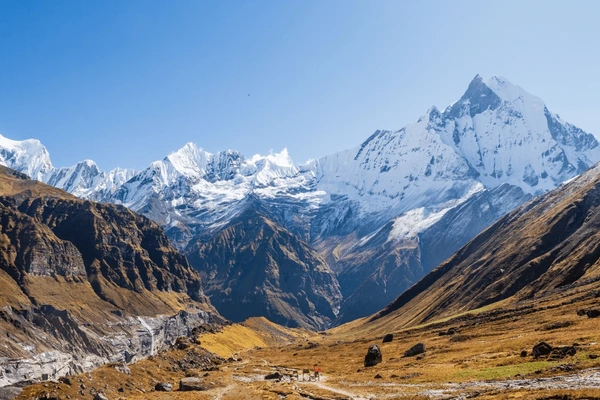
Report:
18,284,600,400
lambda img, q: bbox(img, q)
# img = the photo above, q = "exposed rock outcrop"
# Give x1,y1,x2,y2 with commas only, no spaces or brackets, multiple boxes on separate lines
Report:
186,209,342,330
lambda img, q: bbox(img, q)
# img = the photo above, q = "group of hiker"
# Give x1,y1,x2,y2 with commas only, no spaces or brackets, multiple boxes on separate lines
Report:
299,364,322,381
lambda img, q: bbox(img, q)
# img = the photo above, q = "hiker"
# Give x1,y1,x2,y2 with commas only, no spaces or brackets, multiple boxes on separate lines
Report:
313,364,320,381
317,366,322,381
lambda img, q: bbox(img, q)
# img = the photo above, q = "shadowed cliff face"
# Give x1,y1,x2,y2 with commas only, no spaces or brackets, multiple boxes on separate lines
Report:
186,209,342,330
371,163,600,329
16,196,205,306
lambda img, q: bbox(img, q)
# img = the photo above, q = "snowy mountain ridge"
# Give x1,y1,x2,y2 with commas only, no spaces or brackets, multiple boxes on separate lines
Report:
0,134,136,199
1,75,598,246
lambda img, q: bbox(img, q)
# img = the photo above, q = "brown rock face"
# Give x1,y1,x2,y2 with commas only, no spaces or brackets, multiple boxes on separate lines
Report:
16,196,204,304
186,209,342,330
0,166,218,385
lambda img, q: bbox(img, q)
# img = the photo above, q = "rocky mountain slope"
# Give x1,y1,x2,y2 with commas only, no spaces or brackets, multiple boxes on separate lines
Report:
0,166,218,387
371,159,600,328
186,207,342,329
1,75,598,327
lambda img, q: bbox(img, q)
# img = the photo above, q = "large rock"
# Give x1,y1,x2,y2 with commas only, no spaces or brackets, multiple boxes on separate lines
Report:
382,334,394,343
155,383,173,392
587,309,600,318
404,343,425,357
179,377,207,391
532,342,553,358
364,344,382,367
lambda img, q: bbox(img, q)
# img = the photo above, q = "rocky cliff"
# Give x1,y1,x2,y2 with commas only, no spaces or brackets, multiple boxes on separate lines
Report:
0,166,218,387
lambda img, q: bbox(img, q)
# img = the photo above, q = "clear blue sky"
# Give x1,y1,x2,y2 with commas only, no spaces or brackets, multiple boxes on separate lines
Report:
1,0,599,171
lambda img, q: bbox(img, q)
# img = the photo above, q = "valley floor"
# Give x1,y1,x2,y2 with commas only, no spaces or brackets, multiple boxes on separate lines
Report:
15,283,600,400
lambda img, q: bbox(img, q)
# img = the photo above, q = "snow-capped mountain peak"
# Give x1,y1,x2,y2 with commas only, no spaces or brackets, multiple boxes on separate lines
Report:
0,133,53,180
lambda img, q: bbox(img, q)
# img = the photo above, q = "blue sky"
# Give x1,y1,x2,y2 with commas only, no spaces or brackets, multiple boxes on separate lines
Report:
1,0,599,171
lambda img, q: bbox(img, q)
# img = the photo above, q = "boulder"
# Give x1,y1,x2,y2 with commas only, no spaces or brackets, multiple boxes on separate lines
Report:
179,377,207,391
587,309,600,318
374,374,383,379
264,372,282,380
548,346,576,360
520,350,528,357
155,383,173,392
532,342,553,358
94,394,109,400
382,334,394,343
364,345,382,367
577,309,587,316
175,337,191,350
404,343,425,357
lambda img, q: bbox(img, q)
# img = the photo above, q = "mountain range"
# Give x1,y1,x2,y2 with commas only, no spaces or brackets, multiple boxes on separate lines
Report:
1,75,598,329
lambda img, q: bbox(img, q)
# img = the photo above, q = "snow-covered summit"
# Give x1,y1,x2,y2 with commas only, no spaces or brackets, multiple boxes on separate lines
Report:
0,133,53,180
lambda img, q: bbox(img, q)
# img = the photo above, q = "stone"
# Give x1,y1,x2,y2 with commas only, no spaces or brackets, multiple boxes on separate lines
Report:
374,374,383,379
113,363,130,375
404,343,426,357
175,337,191,350
179,377,207,391
587,309,600,318
94,393,109,400
364,344,382,367
520,350,528,357
155,383,173,392
532,342,553,358
58,377,72,385
589,354,598,360
265,372,283,380
382,334,394,343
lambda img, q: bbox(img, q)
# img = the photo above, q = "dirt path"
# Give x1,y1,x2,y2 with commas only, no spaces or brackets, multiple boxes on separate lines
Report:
299,376,375,400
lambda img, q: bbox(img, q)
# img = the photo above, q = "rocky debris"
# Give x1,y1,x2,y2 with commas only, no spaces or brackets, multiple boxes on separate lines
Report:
58,377,72,385
382,334,394,343
533,342,554,358
155,383,173,392
404,343,426,357
586,310,600,318
112,363,130,375
175,337,191,350
265,372,283,380
533,342,576,360
548,347,577,361
93,393,109,400
364,345,382,367
179,377,208,391
172,349,223,373
0,387,23,400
